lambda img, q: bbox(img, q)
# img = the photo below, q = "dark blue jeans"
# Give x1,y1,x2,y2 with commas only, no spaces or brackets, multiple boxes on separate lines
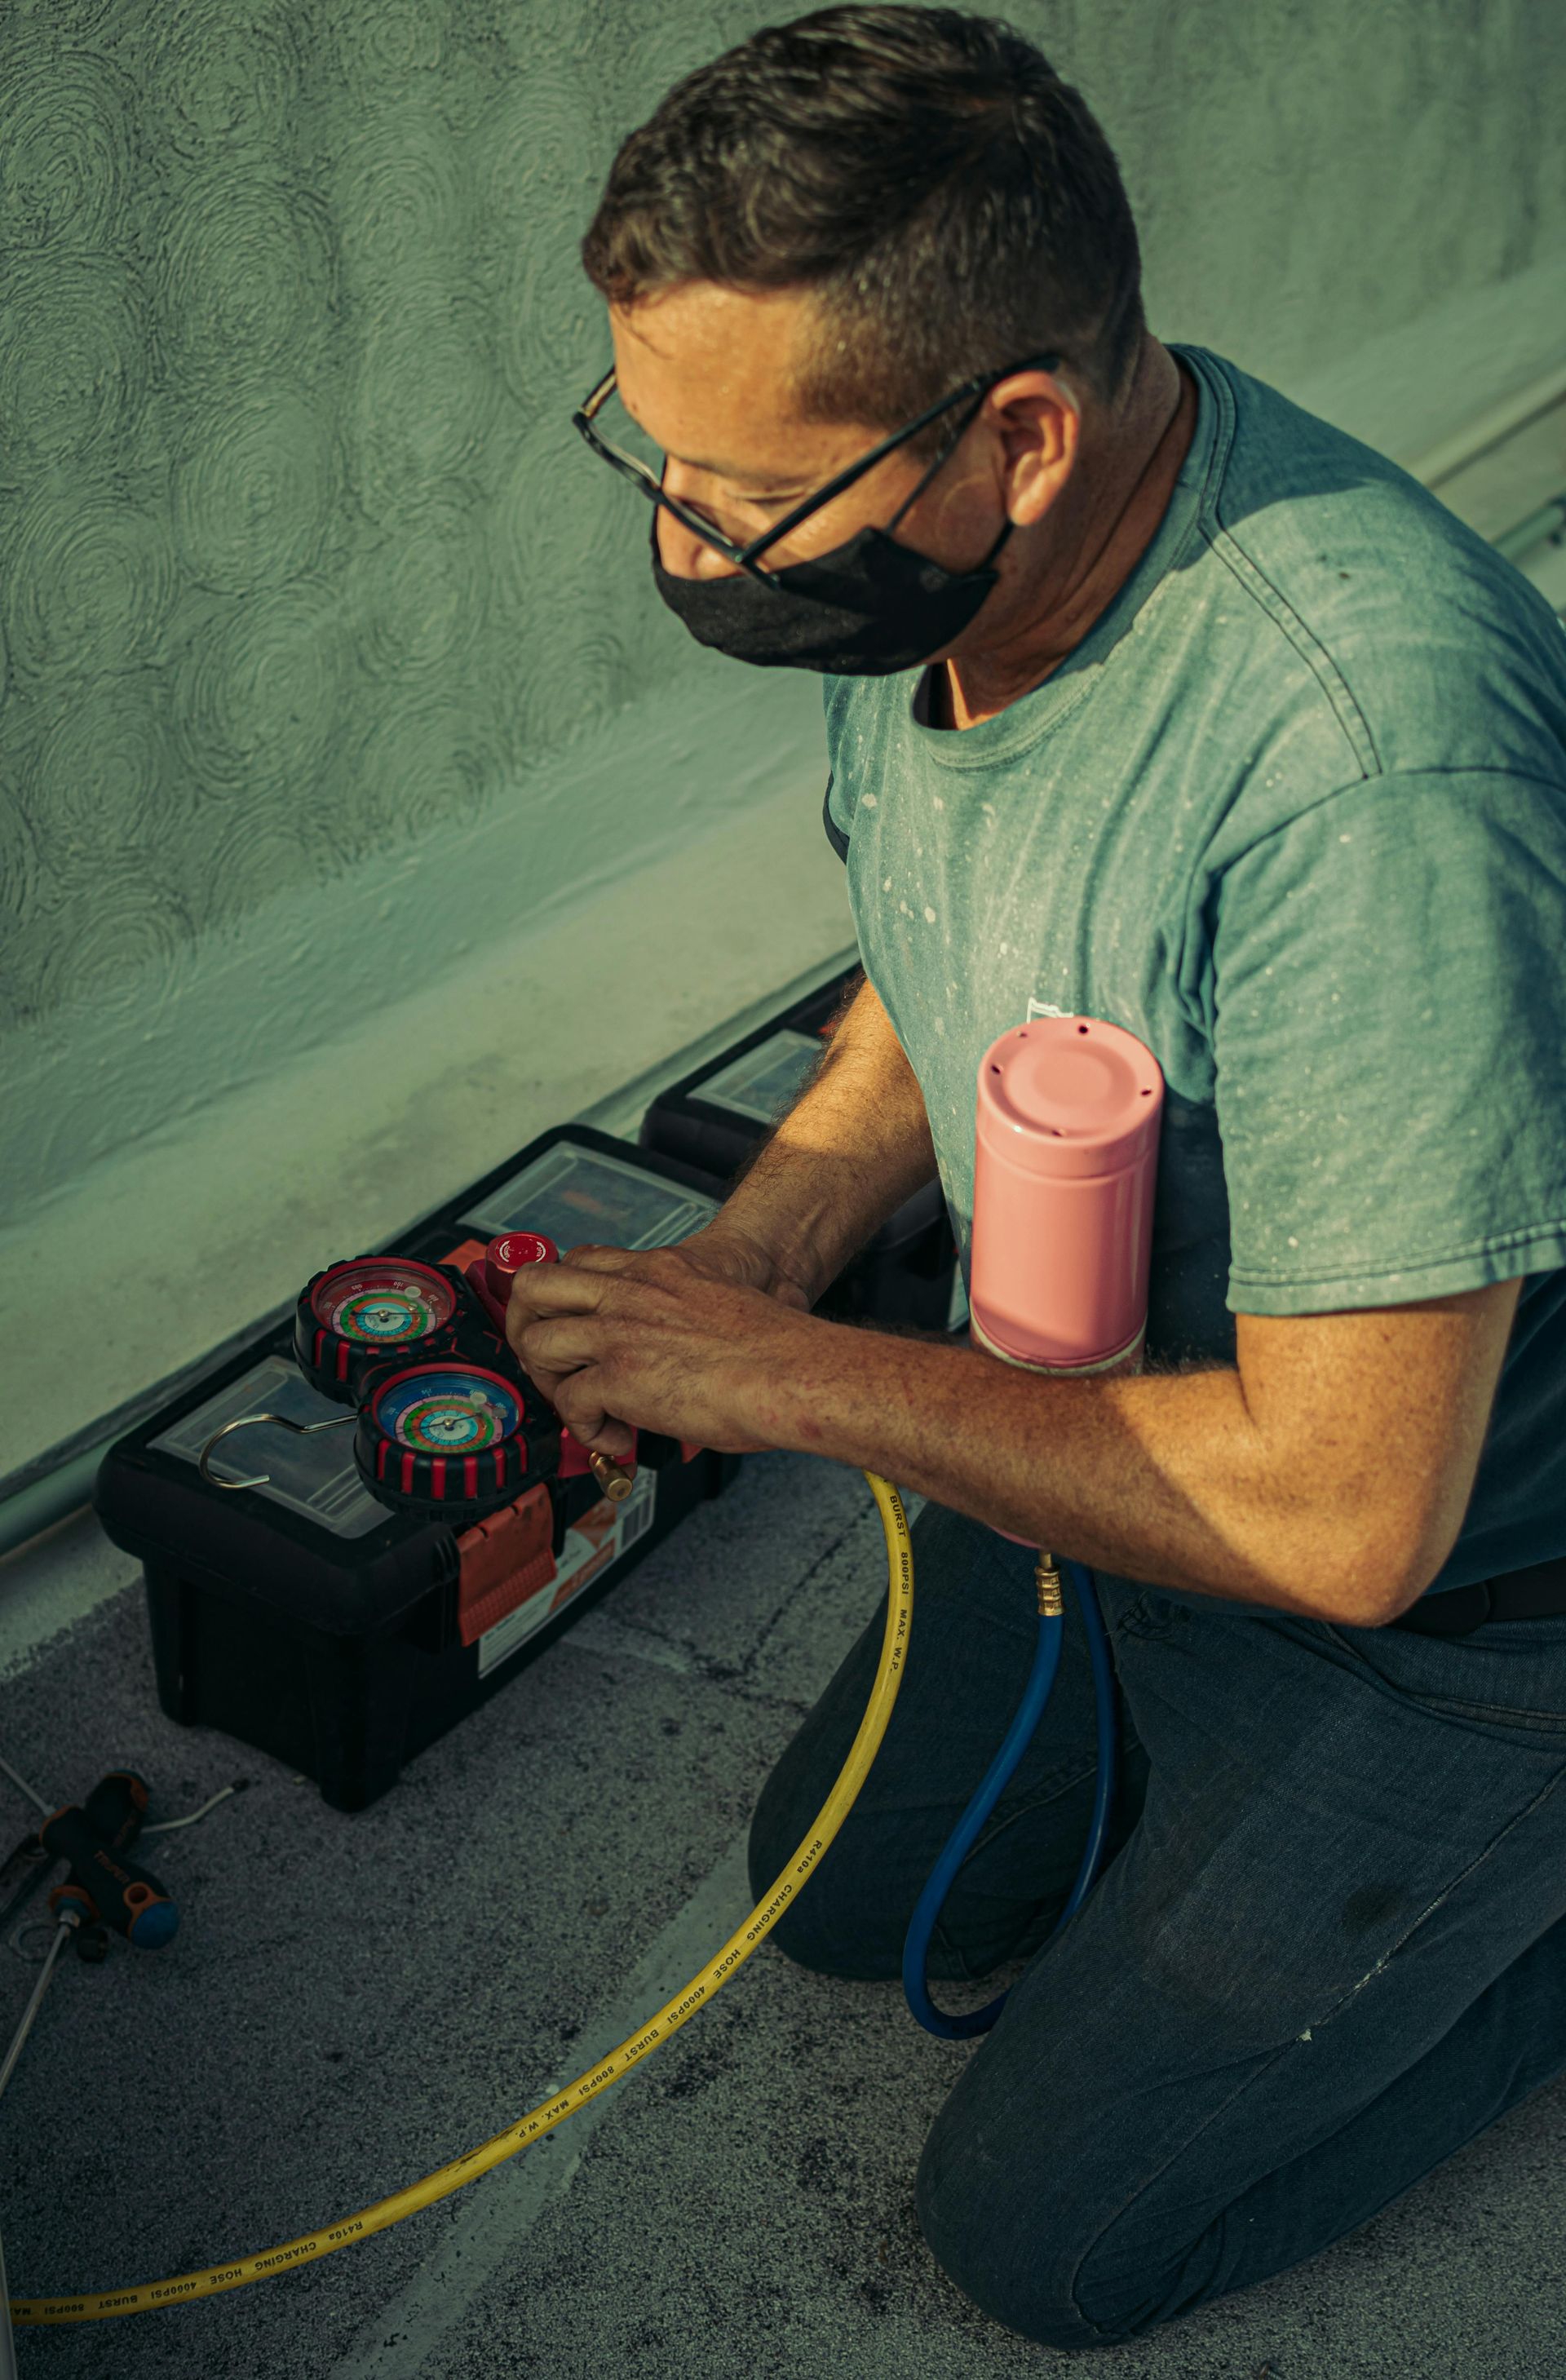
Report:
746,1497,1566,2349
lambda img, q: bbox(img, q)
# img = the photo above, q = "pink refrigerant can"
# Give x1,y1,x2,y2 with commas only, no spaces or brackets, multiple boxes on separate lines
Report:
969,1016,1164,1541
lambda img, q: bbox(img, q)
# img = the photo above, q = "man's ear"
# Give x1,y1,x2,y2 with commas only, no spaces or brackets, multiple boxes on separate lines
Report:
992,370,1079,526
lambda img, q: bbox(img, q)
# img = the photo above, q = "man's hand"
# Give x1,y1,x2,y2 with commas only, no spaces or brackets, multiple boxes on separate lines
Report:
502,1225,821,1461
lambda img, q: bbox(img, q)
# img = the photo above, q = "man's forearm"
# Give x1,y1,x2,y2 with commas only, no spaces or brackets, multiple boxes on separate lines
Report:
754,1321,1409,1626
718,972,940,1303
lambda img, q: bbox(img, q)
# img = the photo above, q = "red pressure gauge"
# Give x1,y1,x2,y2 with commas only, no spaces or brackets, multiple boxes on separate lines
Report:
294,1257,469,1403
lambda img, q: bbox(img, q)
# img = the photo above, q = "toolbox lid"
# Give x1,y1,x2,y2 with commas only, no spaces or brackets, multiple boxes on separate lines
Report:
152,1356,387,1538
461,1139,718,1250
692,1028,824,1127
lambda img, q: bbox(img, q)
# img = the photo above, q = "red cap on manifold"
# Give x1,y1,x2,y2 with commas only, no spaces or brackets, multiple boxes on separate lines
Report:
487,1232,558,1276
484,1233,558,1307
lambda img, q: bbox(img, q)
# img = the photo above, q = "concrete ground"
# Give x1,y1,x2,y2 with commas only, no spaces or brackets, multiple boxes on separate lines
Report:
4,1449,1566,2380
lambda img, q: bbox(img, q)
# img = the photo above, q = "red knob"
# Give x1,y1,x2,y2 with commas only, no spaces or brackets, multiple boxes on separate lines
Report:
488,1231,558,1275
484,1232,558,1307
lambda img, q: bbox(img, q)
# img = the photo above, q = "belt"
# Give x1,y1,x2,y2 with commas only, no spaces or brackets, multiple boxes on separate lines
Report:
1390,1555,1566,1637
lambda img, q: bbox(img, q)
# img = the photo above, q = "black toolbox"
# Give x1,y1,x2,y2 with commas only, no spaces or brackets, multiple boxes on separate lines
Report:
94,1128,738,1812
638,962,967,1335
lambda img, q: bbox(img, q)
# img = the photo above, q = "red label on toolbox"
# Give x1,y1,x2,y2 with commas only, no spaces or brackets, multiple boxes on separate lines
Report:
439,1236,489,1270
455,1481,555,1647
546,1496,620,1615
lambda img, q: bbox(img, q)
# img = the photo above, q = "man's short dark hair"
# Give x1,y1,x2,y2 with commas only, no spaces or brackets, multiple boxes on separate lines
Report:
581,5,1146,445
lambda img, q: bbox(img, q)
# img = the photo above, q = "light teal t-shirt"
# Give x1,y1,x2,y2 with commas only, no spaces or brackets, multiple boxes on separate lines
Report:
824,343,1566,1597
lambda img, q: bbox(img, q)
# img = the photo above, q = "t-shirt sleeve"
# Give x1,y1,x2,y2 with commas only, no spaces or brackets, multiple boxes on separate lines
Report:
822,771,851,863
1210,768,1566,1313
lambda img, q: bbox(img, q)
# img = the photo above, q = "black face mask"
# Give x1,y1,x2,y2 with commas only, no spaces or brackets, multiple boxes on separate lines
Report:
649,504,1014,677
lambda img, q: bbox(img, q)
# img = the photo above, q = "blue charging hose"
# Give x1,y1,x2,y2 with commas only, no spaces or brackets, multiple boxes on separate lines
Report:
902,1558,1117,2039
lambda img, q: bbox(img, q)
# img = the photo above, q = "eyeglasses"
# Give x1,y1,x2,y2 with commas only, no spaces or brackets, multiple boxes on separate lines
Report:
572,350,1063,582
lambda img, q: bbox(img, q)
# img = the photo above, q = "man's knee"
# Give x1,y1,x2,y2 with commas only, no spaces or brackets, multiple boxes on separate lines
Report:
745,1764,904,1980
746,1745,1066,1984
914,2102,1098,2350
914,2086,1181,2351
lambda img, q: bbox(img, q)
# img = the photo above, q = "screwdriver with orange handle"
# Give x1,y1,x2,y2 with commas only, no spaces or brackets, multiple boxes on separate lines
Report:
40,1770,179,1949
2,1772,171,1941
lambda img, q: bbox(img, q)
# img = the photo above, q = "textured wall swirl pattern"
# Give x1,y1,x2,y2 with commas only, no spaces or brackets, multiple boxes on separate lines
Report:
156,172,338,396
4,486,178,684
0,46,135,250
26,673,168,869
170,578,343,799
0,2,739,1039
144,2,305,163
170,385,338,595
0,254,149,471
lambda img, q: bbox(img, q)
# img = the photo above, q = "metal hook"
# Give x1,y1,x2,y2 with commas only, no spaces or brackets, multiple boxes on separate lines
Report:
198,1409,356,1491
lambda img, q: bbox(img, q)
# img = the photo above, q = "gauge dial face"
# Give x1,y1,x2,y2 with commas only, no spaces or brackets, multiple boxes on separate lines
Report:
312,1263,457,1347
372,1366,521,1453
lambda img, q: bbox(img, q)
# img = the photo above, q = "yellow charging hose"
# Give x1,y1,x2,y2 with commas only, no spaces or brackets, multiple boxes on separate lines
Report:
10,1472,913,2329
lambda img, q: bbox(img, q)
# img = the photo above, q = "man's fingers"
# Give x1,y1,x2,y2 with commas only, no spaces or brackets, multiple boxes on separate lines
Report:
507,1259,626,1320
550,1368,635,1458
493,1246,644,1461
519,1316,604,1374
503,1257,624,1347
555,1388,635,1463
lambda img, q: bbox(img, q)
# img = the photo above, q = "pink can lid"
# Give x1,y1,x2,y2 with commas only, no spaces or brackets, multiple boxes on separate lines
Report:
977,1016,1163,1179
487,1232,558,1276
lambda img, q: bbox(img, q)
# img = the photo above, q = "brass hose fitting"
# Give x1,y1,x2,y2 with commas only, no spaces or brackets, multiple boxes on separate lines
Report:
1035,1551,1064,1618
587,1449,636,1502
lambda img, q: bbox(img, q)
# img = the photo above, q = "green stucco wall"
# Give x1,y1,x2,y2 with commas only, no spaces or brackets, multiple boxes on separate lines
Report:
2,0,1564,1226
0,2,785,1039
